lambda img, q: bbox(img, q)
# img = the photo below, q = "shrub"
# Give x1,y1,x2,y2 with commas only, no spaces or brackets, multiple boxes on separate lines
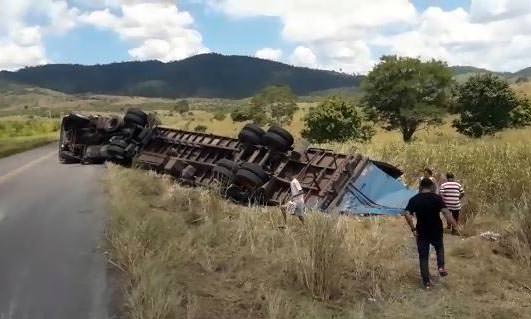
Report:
302,96,374,143
453,74,528,137
193,125,207,133
213,112,226,121
173,100,190,114
230,106,252,122
251,85,298,126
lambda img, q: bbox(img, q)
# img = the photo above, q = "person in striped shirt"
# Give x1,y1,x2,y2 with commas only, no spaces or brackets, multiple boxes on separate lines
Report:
439,173,465,234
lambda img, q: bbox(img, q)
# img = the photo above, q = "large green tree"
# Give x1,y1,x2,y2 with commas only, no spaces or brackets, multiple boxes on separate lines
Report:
302,96,374,143
362,56,453,142
453,74,531,137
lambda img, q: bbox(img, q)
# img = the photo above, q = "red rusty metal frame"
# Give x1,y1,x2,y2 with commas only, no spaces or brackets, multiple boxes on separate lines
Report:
134,126,376,212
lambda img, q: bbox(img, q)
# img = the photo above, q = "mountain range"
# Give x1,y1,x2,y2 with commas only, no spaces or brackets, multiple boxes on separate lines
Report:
0,53,529,99
0,54,361,99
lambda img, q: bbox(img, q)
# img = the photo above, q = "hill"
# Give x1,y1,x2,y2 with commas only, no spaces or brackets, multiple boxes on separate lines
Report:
0,54,362,99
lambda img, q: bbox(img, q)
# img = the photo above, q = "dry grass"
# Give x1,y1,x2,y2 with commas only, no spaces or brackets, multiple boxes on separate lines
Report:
99,98,531,318
105,163,531,319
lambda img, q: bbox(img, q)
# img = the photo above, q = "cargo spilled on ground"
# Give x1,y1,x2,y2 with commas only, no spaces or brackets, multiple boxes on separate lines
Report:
104,124,531,319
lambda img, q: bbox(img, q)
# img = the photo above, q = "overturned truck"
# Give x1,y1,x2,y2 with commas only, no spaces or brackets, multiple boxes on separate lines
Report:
59,109,415,215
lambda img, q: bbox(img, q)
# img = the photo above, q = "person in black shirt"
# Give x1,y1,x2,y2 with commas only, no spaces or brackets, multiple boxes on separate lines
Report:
403,178,459,289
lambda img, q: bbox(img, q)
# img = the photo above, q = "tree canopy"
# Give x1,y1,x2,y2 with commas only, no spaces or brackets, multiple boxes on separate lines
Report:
301,96,374,143
453,74,531,137
362,56,453,142
232,85,298,126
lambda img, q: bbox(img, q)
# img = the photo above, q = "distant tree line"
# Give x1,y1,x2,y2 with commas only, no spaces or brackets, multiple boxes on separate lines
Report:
289,56,531,143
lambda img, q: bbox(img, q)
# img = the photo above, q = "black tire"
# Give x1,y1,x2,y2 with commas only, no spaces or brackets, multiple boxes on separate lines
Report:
126,108,148,122
82,146,105,164
238,129,261,145
216,159,239,172
268,125,294,145
101,145,125,160
235,169,264,189
110,138,128,149
239,162,269,182
262,132,291,152
242,123,265,136
213,166,235,182
124,113,147,127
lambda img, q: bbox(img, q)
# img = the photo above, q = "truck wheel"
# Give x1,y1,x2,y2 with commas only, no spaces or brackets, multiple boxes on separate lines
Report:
235,169,264,189
262,132,291,152
268,125,294,145
126,108,148,122
238,129,261,145
239,162,269,182
124,113,147,127
216,159,239,172
101,145,125,160
110,138,128,149
243,123,265,136
235,163,269,189
213,166,235,184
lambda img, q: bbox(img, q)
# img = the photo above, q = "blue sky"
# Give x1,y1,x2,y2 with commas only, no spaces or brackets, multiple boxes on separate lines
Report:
1,0,531,72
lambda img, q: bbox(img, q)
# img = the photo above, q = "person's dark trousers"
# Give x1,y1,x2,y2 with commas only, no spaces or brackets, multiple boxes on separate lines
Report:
417,234,445,285
448,210,460,231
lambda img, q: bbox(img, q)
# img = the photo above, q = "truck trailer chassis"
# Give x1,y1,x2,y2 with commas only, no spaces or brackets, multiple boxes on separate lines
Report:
59,109,415,215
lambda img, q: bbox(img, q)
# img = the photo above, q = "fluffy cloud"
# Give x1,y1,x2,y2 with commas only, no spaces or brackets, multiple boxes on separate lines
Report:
376,6,531,71
0,0,207,69
211,0,417,73
80,2,209,62
255,48,282,61
211,0,531,73
470,0,531,22
289,46,318,68
0,0,80,70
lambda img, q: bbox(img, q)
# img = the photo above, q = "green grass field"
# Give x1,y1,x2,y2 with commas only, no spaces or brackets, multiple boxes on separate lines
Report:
0,116,59,158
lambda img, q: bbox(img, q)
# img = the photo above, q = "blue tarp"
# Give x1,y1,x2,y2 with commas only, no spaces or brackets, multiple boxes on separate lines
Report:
338,162,417,216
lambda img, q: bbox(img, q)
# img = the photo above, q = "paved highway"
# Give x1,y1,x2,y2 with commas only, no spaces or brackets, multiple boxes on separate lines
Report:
0,144,117,319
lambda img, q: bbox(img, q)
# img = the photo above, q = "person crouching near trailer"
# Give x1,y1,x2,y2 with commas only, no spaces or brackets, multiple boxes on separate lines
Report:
280,178,305,225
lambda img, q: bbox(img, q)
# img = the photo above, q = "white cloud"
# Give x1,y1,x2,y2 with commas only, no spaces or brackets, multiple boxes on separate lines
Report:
211,0,416,73
470,0,531,22
211,0,531,73
289,46,317,68
255,48,282,61
80,2,209,62
0,0,79,70
376,6,531,71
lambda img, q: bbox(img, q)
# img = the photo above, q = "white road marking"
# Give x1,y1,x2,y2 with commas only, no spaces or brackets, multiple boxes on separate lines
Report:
0,151,56,185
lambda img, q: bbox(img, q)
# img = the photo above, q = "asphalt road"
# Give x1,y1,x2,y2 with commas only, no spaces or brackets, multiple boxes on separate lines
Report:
0,144,117,319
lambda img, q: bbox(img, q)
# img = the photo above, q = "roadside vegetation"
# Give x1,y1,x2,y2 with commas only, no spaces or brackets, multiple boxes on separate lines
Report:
105,123,531,318
0,116,59,158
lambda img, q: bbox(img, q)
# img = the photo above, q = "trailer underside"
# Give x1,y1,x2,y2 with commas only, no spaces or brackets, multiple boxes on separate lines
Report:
59,110,415,215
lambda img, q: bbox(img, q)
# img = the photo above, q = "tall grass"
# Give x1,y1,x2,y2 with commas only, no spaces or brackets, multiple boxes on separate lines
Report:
0,117,59,158
105,123,531,318
0,117,59,138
